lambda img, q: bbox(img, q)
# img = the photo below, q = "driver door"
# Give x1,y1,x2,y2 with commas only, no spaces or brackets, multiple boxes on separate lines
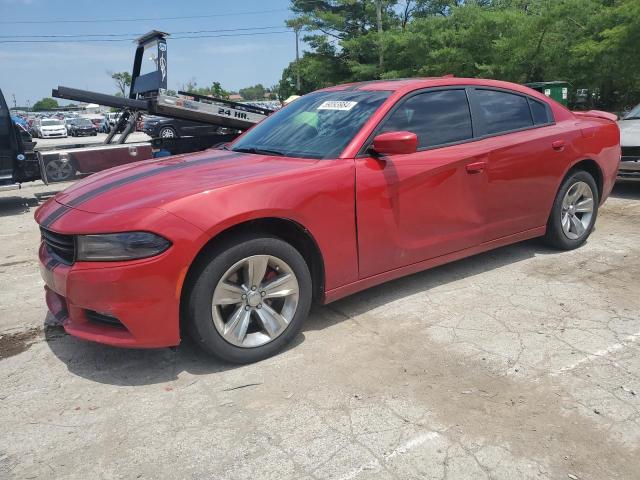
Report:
355,88,490,278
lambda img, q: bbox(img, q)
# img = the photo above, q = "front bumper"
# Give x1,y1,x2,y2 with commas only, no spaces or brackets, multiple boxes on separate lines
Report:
41,131,67,138
40,243,184,348
73,129,96,136
36,202,208,349
618,159,640,181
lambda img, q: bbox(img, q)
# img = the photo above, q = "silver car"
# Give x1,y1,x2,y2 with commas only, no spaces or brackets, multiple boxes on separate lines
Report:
618,104,640,181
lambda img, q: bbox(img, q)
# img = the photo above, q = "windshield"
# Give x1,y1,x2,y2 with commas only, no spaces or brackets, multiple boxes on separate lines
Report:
231,90,391,159
624,104,640,120
75,119,92,126
42,119,62,126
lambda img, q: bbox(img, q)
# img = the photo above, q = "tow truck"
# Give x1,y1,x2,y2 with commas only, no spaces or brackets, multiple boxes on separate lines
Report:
0,89,39,191
36,30,274,183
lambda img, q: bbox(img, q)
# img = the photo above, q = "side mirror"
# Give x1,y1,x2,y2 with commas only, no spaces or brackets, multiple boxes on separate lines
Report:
371,131,418,156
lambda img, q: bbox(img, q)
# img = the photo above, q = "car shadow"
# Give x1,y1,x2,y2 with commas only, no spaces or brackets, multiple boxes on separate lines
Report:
44,317,307,387
44,238,557,386
0,190,60,217
610,181,640,200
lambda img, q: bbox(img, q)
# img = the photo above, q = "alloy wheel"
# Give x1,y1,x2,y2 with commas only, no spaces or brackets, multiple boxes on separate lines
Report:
561,181,594,240
160,127,176,138
211,255,300,348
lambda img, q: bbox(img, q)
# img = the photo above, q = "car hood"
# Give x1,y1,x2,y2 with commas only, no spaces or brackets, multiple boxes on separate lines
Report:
618,119,640,146
41,125,65,130
53,149,318,214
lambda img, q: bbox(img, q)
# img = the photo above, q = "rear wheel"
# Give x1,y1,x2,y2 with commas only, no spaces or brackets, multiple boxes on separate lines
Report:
186,236,312,363
543,170,598,250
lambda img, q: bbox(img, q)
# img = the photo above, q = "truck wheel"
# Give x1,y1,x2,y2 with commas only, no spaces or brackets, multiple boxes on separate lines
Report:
543,170,598,250
159,126,177,138
185,236,312,363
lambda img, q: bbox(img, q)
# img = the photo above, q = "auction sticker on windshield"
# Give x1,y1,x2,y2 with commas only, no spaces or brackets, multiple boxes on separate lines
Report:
317,100,358,111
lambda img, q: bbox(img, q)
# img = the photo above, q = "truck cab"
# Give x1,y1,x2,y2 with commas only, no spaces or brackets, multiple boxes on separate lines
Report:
0,89,41,190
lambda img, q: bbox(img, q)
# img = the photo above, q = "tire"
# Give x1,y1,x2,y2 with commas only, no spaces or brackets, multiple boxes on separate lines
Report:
185,235,312,363
543,170,599,250
159,126,177,138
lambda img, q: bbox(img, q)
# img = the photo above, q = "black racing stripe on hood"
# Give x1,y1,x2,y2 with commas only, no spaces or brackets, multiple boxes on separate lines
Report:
40,152,243,227
40,204,71,229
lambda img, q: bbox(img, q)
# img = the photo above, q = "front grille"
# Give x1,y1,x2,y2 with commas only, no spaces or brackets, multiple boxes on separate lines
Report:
622,146,640,159
40,227,75,264
85,310,125,329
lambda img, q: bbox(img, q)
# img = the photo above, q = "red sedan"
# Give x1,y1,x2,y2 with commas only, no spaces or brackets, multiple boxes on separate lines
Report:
35,78,620,363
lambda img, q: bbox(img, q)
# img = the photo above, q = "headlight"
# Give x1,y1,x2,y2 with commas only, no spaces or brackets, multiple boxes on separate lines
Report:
76,232,171,261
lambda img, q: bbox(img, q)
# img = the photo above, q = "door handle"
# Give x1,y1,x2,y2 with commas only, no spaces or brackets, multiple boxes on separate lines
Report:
552,140,565,151
465,161,487,174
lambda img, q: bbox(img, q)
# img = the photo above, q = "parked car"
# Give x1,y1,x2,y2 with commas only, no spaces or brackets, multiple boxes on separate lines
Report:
11,114,28,129
98,118,110,133
142,115,221,138
68,118,98,137
35,77,620,363
32,118,67,138
617,103,640,181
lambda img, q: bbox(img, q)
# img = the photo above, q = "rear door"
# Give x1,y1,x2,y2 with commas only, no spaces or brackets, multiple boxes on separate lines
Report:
0,89,16,183
356,88,491,278
467,88,567,240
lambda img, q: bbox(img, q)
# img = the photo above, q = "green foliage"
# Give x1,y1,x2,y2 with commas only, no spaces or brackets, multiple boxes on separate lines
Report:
109,71,132,96
32,98,59,111
184,80,230,99
239,84,267,100
281,0,640,109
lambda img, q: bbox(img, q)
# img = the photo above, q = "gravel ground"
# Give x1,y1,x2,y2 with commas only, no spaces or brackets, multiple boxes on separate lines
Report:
1,180,639,480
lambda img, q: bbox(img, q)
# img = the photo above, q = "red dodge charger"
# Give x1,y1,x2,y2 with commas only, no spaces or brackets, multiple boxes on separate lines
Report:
35,78,620,363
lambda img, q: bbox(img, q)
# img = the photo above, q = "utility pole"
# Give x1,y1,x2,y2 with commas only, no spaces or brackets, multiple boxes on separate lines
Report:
376,0,383,71
11,93,17,109
295,25,301,93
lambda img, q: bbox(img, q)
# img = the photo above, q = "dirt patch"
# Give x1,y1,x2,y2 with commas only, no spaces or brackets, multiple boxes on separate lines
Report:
0,327,41,360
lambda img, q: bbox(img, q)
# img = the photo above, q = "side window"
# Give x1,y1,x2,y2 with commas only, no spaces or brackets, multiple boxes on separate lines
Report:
380,89,473,149
473,89,533,135
528,98,553,125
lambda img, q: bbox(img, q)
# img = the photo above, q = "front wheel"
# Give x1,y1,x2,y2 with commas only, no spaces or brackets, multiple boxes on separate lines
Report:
543,170,598,250
159,126,177,138
185,236,312,363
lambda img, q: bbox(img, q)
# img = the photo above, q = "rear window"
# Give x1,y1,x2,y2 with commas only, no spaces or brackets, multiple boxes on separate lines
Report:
528,98,553,125
474,89,533,135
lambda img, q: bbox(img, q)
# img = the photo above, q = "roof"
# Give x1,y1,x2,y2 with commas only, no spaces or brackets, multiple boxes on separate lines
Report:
318,77,553,99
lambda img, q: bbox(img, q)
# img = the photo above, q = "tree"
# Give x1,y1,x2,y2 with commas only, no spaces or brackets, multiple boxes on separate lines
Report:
183,79,230,99
109,71,132,96
32,98,59,111
208,82,230,99
280,0,640,110
239,84,267,100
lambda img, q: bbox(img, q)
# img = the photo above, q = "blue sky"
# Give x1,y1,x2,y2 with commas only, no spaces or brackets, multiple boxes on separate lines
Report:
0,0,300,107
